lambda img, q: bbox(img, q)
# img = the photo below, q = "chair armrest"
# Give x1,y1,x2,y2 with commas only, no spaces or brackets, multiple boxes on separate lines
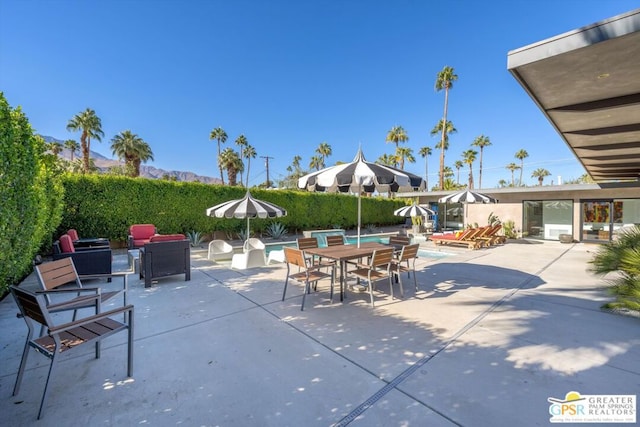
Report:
49,304,134,333
47,293,101,312
36,287,101,295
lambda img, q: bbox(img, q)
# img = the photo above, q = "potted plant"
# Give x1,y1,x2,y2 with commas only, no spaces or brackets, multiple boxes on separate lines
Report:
411,215,423,234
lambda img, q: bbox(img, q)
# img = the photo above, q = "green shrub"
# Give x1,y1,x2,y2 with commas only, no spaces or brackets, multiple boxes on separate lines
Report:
0,93,64,296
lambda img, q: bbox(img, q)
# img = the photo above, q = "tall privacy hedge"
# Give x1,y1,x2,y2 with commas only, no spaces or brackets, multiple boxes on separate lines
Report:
59,175,407,242
0,93,64,296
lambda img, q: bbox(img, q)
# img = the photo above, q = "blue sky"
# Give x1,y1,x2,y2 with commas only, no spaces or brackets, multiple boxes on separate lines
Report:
2,0,638,188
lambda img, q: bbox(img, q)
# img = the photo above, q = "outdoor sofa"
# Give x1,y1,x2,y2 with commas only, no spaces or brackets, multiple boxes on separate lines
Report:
139,234,191,288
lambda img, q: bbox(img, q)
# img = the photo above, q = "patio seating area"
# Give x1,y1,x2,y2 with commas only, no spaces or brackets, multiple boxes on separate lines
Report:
1,239,638,425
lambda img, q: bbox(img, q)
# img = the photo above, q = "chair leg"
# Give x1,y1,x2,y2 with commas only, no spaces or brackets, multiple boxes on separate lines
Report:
396,270,404,298
13,339,32,396
368,280,375,307
37,351,59,420
282,277,289,301
127,310,134,377
301,281,310,311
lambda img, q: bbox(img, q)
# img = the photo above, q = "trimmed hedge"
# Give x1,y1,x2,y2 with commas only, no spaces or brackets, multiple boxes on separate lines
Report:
0,93,64,296
58,175,407,243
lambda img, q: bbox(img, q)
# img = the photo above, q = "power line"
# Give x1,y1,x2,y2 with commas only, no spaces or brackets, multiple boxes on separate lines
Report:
260,156,274,187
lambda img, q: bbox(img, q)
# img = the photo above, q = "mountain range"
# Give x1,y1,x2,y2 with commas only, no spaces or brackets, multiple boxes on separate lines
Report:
42,136,221,184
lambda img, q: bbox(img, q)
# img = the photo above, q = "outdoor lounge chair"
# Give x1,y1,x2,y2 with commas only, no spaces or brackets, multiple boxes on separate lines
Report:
231,248,266,269
429,228,485,250
139,234,190,287
128,224,158,249
52,234,113,276
67,229,110,250
10,285,134,420
243,237,266,252
207,239,234,261
282,247,335,311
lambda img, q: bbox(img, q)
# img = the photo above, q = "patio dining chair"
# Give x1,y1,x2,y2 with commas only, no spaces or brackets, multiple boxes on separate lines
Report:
325,235,345,246
282,247,335,311
10,285,134,420
349,247,395,307
390,243,420,294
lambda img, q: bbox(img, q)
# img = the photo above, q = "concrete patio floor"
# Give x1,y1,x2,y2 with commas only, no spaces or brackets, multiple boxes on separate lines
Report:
0,240,638,426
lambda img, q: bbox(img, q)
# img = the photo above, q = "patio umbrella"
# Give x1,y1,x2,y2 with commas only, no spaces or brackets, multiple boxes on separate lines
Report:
298,147,425,247
438,189,497,227
393,203,435,218
206,191,287,241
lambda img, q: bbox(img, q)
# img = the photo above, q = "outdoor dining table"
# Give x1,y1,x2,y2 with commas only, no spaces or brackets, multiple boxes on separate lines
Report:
303,242,389,301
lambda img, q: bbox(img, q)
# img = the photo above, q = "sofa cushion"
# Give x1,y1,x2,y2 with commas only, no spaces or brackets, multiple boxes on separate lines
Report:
67,229,79,241
59,234,75,253
130,224,157,239
149,234,186,243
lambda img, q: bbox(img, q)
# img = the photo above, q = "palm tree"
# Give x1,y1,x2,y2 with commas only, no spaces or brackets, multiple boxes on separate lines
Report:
110,130,154,177
430,119,457,186
471,135,491,189
454,160,463,184
219,147,243,186
418,146,431,189
64,139,80,162
395,146,414,170
506,162,520,186
435,66,458,190
66,108,104,174
515,149,529,186
498,179,508,188
209,127,228,185
48,141,63,157
377,153,397,167
531,168,551,186
385,126,409,167
309,155,323,171
243,143,257,187
462,149,478,189
316,142,332,167
235,134,248,185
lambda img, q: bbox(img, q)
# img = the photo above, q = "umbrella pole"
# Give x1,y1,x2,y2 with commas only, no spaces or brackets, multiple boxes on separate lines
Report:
357,190,361,248
247,217,250,244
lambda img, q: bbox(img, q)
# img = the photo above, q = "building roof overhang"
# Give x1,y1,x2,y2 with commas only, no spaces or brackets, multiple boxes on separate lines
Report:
507,9,640,184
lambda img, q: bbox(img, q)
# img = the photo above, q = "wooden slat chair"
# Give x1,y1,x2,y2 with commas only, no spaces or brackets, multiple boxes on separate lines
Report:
349,247,395,307
282,247,335,311
35,258,128,320
10,285,134,420
35,258,128,327
325,235,345,246
388,235,411,252
390,243,420,294
297,237,336,271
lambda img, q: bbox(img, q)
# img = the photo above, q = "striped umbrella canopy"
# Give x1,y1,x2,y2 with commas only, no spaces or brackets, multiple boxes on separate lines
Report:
438,190,498,204
298,147,425,246
206,191,287,240
393,203,435,217
438,190,497,227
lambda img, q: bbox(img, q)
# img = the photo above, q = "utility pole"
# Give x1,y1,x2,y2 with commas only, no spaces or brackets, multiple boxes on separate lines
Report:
261,155,274,187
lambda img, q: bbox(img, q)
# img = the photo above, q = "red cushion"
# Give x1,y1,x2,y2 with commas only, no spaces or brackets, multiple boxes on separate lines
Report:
149,234,186,243
67,229,79,241
130,224,156,239
59,234,75,253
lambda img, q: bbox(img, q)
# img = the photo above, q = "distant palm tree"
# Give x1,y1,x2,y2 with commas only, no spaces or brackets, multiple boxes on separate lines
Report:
531,168,551,186
377,153,397,167
498,179,508,188
506,162,520,186
48,141,63,157
309,155,323,171
430,119,457,186
395,146,415,170
66,108,104,174
110,130,154,177
385,125,409,167
435,66,458,190
454,160,463,184
64,139,80,162
418,146,432,189
316,142,332,167
243,143,257,187
462,149,478,189
235,134,248,185
209,127,228,185
219,147,243,186
471,135,491,189
515,149,529,186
